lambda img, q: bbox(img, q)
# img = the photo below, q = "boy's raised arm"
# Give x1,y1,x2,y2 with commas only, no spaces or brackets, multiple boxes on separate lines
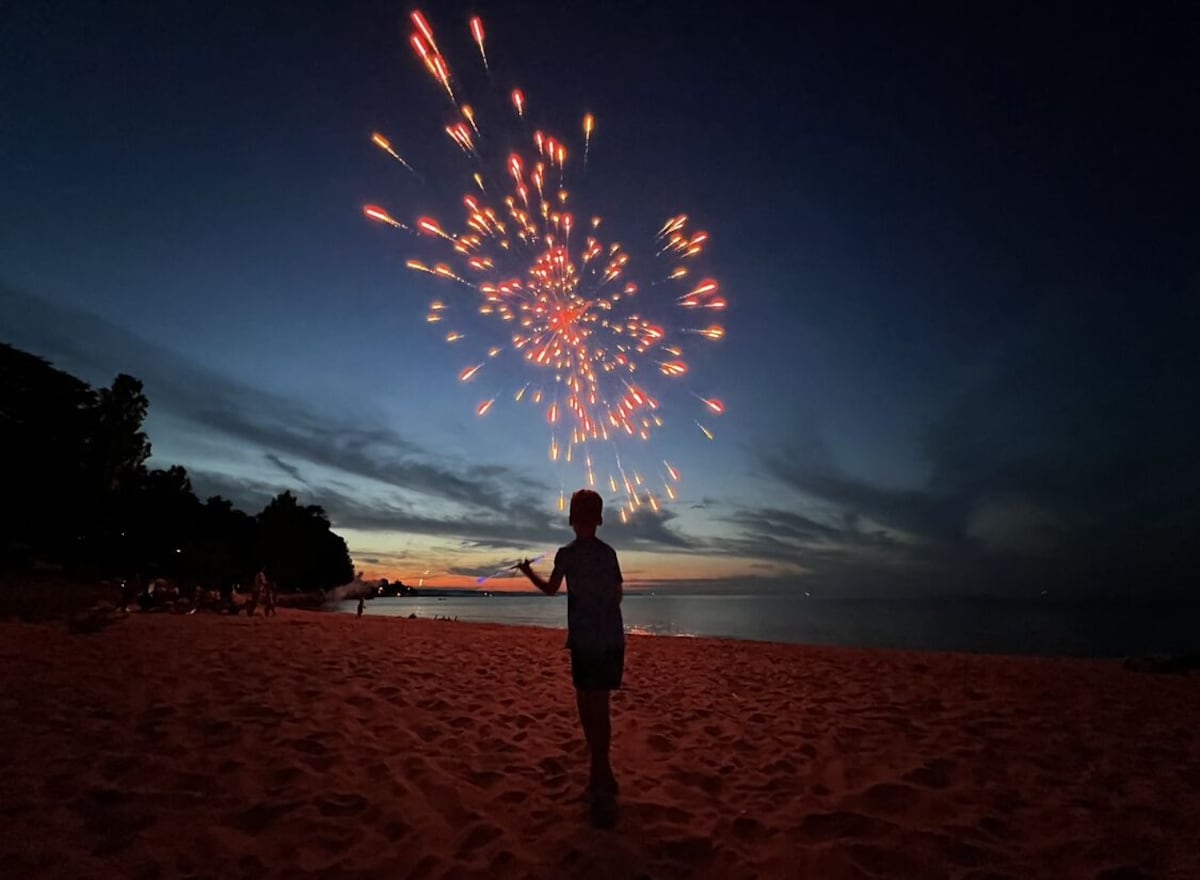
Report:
518,558,563,595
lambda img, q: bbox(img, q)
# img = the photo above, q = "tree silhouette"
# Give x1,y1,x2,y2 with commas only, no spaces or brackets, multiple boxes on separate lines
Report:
190,495,258,592
1,343,96,565
257,491,354,592
1,343,358,591
91,374,151,491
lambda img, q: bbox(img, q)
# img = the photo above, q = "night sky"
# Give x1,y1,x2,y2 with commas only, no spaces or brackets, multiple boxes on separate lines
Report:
2,1,1196,595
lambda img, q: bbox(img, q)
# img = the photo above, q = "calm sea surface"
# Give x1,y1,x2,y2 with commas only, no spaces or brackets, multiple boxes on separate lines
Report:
338,593,1200,657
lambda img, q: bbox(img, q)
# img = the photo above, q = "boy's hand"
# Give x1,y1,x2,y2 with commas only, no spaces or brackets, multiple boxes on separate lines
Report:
516,558,534,575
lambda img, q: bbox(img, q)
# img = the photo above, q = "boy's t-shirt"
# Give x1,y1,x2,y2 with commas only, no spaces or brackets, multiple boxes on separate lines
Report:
553,537,624,651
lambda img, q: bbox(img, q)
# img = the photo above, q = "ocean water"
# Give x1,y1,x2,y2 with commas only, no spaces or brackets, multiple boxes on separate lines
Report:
338,593,1200,657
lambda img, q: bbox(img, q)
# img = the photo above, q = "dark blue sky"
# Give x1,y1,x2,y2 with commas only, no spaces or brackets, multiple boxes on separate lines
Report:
2,1,1196,594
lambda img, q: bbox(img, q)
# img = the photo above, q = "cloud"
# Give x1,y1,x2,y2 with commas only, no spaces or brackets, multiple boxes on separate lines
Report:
10,283,1194,596
753,293,1200,596
188,468,558,544
613,508,699,550
0,287,738,563
264,454,305,483
0,285,551,512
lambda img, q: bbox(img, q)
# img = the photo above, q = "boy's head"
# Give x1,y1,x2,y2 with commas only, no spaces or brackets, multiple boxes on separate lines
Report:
568,489,603,535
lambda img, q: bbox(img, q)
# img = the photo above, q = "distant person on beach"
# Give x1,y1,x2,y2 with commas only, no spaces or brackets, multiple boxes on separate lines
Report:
518,488,624,810
357,595,365,617
253,568,266,600
248,569,263,615
259,570,277,617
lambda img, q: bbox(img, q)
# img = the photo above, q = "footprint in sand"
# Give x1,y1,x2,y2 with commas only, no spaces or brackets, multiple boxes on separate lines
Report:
467,769,505,788
489,850,518,872
731,815,767,841
794,810,896,842
226,800,304,834
632,801,691,824
316,792,368,817
414,724,443,744
235,703,284,722
283,735,330,756
199,719,238,745
936,837,992,869
456,821,504,856
407,854,440,879
269,765,305,788
659,834,714,862
1095,867,1154,880
763,758,795,775
281,737,335,771
671,769,722,797
173,771,218,796
858,782,921,815
646,733,671,752
903,758,954,790
237,854,268,875
382,818,412,839
847,843,933,878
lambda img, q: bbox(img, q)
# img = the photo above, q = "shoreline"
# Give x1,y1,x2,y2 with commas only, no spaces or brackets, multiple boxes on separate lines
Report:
333,595,1200,660
3,609,1198,878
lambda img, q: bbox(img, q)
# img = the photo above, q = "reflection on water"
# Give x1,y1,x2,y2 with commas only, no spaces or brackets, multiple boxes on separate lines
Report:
337,593,1200,657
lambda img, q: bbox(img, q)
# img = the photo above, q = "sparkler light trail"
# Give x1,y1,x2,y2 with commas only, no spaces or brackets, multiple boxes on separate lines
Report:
476,553,547,585
365,11,727,520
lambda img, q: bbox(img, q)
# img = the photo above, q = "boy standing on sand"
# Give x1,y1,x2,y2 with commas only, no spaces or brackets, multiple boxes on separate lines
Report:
518,489,625,810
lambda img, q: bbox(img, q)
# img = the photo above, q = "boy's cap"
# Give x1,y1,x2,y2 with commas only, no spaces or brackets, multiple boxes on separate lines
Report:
568,489,603,525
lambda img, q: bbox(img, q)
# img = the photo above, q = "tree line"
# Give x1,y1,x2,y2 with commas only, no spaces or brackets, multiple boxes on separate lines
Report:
1,343,354,592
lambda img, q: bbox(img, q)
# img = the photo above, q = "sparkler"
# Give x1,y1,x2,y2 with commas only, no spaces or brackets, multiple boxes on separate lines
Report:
365,11,727,518
476,553,547,586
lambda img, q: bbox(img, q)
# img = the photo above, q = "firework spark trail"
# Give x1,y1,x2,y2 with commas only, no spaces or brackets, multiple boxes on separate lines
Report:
370,132,419,175
469,17,489,71
365,11,727,517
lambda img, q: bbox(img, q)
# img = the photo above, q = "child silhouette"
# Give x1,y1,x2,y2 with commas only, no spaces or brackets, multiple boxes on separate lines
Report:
518,489,624,824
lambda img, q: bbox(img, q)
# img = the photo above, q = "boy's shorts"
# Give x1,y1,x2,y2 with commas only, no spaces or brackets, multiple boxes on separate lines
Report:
570,647,625,691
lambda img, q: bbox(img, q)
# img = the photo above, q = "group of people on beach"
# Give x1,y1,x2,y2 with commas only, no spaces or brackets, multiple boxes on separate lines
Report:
117,568,277,616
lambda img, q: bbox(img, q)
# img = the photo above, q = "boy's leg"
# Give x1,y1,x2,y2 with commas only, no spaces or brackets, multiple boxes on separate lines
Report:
576,688,615,792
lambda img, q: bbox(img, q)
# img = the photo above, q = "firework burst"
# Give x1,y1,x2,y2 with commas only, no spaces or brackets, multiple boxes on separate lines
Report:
365,10,726,521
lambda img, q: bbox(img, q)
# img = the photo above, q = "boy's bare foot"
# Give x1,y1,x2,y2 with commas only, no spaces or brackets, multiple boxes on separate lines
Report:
585,771,619,801
587,791,618,829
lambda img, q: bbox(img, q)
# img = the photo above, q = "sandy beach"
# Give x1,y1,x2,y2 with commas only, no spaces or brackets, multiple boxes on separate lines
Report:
1,610,1197,880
